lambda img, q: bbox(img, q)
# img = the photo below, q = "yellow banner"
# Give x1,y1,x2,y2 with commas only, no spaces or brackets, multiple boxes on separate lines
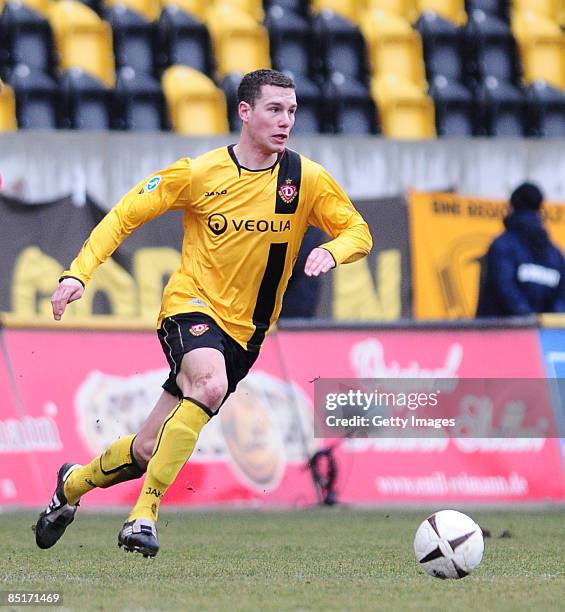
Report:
410,192,565,319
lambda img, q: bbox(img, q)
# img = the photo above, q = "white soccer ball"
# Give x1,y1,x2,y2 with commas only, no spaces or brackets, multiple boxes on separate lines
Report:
414,510,484,579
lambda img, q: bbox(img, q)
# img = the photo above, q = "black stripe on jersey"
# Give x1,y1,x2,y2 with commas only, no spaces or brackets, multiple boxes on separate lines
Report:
275,149,301,214
248,242,288,350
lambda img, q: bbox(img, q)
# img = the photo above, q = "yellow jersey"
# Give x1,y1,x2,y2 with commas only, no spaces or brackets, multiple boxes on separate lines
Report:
63,146,372,350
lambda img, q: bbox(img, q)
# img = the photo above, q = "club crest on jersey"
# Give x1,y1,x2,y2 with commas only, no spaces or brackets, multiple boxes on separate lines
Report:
189,323,209,336
278,179,298,204
145,175,162,192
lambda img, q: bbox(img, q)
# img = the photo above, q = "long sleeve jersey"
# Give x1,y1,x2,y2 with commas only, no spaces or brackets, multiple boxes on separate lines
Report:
63,145,373,350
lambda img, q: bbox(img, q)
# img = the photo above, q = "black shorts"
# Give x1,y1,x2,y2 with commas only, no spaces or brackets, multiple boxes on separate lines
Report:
157,313,259,406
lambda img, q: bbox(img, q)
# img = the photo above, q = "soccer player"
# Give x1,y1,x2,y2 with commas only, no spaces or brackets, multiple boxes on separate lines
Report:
34,69,372,557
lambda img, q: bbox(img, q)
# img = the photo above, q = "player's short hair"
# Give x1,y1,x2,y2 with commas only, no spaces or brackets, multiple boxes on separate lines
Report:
237,70,295,108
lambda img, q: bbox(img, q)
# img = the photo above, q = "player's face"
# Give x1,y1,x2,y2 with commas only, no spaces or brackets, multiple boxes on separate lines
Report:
242,85,297,154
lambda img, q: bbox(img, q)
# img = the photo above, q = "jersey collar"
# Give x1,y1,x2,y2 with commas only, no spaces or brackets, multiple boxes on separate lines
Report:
227,144,284,176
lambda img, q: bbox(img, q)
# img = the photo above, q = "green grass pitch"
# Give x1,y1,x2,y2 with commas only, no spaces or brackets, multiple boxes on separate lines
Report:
1,508,563,611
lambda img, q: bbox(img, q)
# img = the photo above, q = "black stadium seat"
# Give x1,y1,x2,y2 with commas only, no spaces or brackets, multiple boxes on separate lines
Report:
156,5,214,77
416,12,464,82
0,2,57,76
476,77,527,136
8,64,60,128
266,5,314,78
60,68,112,129
115,67,169,131
526,81,565,138
105,5,156,76
429,75,476,136
323,73,379,134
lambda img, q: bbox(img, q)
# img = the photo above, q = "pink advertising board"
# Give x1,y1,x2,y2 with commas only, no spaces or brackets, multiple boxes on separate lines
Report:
0,325,563,507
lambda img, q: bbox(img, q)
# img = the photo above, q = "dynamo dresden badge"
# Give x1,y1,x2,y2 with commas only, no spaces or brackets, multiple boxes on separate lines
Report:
278,179,298,204
189,323,209,336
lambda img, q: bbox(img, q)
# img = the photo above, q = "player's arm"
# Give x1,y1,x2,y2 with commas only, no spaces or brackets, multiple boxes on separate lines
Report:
53,159,191,320
305,167,372,276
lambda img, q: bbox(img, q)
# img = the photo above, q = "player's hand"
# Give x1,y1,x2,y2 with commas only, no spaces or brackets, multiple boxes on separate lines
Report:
51,278,84,320
304,247,336,277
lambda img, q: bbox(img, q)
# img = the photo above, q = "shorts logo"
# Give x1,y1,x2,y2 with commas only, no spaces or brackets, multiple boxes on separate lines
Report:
145,175,162,192
278,179,298,204
189,323,209,336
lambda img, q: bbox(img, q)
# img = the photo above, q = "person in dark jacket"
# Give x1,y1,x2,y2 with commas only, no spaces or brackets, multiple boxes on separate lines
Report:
476,182,565,317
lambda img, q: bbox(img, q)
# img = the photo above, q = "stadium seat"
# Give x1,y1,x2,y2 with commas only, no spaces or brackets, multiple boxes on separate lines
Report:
105,0,160,22
463,10,521,87
266,5,314,78
0,2,57,75
512,11,565,90
105,5,155,75
360,9,427,89
48,0,115,86
156,5,214,76
476,76,527,136
464,0,508,21
290,73,325,132
75,0,105,17
264,0,311,17
222,0,264,22
311,0,364,24
60,68,112,129
0,82,17,130
7,64,60,128
162,0,207,22
205,5,270,77
115,67,168,130
513,0,562,24
429,74,476,135
219,71,243,131
417,0,467,25
366,0,418,23
371,73,436,138
312,10,370,84
162,65,229,134
526,80,565,137
323,72,379,133
415,11,464,81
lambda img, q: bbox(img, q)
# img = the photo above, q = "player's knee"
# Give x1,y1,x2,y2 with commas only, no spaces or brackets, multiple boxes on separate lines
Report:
192,377,227,411
176,372,227,411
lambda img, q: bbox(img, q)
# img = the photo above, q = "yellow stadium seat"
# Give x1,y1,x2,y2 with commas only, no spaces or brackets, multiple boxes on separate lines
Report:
417,0,466,25
361,9,427,88
0,83,18,131
311,0,365,24
372,74,436,138
513,0,562,24
161,0,207,21
365,0,418,23
205,5,270,77
512,11,565,89
221,0,264,23
106,0,161,21
162,65,229,134
48,1,115,86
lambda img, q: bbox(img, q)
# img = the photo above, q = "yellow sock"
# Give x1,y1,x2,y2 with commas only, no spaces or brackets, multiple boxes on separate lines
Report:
64,434,143,505
128,399,210,523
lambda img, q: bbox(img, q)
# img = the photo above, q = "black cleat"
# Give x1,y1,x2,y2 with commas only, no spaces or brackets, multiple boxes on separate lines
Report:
34,462,80,549
118,519,159,558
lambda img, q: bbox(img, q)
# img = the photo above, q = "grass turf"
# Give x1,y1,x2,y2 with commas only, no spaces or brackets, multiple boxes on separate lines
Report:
0,508,563,611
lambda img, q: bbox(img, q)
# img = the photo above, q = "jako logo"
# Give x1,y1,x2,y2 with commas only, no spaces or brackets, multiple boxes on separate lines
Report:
205,189,228,197
208,215,291,235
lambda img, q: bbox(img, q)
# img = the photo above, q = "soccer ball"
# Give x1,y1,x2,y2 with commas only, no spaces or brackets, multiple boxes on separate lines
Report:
414,510,484,579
